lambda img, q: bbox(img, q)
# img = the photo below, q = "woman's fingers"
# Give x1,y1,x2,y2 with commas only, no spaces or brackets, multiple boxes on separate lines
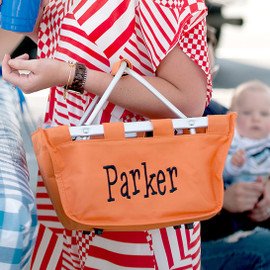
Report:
2,56,68,93
249,206,269,222
223,182,264,213
8,57,33,72
2,54,13,75
14,53,30,60
2,53,30,77
2,54,33,92
2,53,11,67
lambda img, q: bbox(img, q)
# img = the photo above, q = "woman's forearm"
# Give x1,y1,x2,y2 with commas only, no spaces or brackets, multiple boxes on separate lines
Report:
0,29,24,63
81,46,207,118
3,45,207,119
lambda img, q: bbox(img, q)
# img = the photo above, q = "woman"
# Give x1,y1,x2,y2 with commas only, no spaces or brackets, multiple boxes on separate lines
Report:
2,0,212,269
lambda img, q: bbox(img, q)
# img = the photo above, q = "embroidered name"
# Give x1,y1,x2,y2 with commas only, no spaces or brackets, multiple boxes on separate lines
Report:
103,162,178,202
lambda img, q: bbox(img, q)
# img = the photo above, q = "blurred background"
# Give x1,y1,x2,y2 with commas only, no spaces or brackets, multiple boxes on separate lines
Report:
207,0,270,106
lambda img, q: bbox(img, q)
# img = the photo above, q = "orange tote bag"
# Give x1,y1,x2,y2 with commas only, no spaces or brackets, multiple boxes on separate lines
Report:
31,60,235,231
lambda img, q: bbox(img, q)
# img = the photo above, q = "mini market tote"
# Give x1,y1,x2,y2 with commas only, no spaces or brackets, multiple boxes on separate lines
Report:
31,60,235,232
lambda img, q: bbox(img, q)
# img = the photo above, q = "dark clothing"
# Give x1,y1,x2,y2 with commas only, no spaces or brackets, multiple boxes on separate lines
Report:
203,99,228,116
201,209,270,241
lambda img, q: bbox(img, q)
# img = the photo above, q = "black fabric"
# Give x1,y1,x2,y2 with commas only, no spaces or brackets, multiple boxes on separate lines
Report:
203,100,228,116
201,209,270,241
201,210,253,241
11,37,37,59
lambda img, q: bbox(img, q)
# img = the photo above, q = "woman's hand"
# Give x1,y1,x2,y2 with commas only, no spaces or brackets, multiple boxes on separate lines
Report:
223,181,264,213
249,179,270,222
2,54,70,93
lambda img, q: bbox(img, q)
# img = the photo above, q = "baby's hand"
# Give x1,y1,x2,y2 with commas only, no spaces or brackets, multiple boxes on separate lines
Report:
231,149,246,167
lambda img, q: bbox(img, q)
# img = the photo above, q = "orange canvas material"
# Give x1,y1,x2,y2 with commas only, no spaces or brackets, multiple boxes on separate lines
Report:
31,113,235,231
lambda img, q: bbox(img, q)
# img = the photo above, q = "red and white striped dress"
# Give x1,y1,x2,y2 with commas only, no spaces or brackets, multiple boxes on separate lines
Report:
31,0,212,269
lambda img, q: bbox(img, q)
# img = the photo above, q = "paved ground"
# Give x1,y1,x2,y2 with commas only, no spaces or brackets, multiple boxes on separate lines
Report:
20,0,270,192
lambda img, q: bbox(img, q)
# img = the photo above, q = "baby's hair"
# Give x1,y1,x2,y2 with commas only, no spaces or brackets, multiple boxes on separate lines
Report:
230,80,270,111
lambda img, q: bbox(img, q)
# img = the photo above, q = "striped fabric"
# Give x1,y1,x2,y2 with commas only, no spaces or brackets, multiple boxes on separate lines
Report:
0,77,38,270
32,0,211,269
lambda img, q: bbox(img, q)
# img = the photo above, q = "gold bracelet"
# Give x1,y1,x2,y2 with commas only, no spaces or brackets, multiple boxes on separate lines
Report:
63,61,75,100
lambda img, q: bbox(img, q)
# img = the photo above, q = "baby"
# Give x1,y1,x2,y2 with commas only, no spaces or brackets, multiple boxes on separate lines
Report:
223,80,270,186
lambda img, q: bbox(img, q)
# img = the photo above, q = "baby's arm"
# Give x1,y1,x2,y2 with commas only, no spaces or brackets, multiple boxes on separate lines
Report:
230,149,246,167
223,149,246,179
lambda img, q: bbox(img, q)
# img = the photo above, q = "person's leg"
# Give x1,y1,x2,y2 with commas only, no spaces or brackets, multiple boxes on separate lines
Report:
201,228,270,270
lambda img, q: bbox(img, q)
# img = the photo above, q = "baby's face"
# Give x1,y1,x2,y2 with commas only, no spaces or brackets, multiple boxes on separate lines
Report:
236,90,270,140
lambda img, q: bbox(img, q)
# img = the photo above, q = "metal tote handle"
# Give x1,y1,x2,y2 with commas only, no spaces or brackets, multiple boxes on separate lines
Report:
78,60,195,133
125,68,187,120
78,61,127,126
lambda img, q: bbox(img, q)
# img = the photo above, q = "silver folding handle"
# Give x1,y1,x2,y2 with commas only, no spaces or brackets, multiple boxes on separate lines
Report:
78,61,128,126
71,60,205,136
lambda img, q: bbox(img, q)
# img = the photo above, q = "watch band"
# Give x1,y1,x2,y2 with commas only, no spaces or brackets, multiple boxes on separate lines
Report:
69,62,87,93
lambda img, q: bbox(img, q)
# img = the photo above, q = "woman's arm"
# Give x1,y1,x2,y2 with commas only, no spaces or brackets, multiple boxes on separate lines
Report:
84,46,207,118
2,45,207,118
0,29,24,63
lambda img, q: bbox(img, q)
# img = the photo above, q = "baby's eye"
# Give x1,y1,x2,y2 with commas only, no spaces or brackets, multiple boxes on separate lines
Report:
260,111,270,117
241,111,251,116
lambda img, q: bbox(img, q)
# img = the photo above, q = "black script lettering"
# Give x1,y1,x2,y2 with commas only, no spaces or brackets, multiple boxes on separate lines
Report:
129,169,140,195
103,165,117,202
142,162,158,198
157,170,166,195
167,167,178,193
120,172,131,199
104,163,179,202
